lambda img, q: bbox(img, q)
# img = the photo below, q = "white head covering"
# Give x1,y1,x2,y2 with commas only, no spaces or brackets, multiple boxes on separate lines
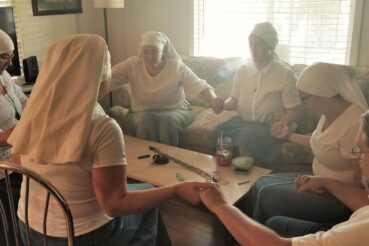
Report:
139,31,180,60
8,34,111,164
0,29,14,54
297,62,368,111
250,22,278,49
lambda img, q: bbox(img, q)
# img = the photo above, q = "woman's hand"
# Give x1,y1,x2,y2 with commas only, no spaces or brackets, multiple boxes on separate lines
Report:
199,184,227,213
176,181,215,205
270,122,289,139
295,175,327,194
212,97,225,114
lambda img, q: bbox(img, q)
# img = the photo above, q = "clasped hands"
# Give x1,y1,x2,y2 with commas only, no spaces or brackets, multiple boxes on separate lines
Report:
295,175,327,194
176,181,227,213
270,121,290,140
211,97,225,114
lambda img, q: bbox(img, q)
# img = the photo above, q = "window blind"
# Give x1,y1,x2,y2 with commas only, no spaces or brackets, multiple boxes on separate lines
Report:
0,0,12,7
194,0,357,65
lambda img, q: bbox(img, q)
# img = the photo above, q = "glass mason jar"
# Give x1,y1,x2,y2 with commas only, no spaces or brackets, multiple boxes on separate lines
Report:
215,137,233,166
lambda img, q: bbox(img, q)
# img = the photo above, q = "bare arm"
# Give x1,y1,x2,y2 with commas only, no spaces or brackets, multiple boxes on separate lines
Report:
279,106,300,125
296,176,369,211
200,186,291,246
92,165,213,217
270,106,300,138
0,127,14,146
287,133,311,149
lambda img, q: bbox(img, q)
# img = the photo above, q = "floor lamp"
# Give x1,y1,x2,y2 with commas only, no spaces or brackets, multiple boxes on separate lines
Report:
94,0,125,108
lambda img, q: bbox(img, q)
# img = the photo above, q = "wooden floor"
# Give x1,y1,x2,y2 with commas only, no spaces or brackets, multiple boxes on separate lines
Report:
160,199,229,246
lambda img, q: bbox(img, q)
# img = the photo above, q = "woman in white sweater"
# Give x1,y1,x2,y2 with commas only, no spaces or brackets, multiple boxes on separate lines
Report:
111,31,219,146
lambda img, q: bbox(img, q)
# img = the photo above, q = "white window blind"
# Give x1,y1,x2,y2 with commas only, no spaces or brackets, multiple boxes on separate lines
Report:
194,0,357,65
0,0,13,7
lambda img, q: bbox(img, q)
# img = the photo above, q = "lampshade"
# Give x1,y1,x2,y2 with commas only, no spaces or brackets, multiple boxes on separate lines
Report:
94,0,124,8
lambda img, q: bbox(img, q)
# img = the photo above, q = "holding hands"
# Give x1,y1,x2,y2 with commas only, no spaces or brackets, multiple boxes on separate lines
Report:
212,97,225,114
199,184,227,213
175,181,227,213
295,175,326,194
270,121,289,140
176,181,215,205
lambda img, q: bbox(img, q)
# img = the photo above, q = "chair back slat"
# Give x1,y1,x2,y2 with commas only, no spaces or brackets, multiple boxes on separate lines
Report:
0,162,75,246
5,169,21,246
0,200,10,245
43,193,51,246
25,177,31,246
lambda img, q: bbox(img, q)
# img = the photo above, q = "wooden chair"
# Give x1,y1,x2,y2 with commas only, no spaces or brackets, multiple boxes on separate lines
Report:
0,161,75,246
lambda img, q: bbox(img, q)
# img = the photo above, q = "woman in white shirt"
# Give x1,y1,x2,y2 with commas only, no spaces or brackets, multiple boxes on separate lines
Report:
8,34,213,245
0,29,27,245
239,62,369,237
111,31,219,146
211,22,300,163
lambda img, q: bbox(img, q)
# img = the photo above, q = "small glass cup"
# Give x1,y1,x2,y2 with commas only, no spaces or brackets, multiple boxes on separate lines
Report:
215,137,233,166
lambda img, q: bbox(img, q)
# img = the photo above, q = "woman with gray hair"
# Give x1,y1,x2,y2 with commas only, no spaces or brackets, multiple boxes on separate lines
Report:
0,29,27,245
239,62,369,237
111,31,219,146
211,22,300,163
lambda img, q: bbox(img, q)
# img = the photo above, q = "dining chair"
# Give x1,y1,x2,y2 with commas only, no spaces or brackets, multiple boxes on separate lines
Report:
0,161,75,246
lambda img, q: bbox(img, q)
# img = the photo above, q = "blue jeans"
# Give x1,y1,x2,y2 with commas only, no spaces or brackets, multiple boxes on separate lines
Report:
238,173,351,227
265,216,334,237
18,183,162,246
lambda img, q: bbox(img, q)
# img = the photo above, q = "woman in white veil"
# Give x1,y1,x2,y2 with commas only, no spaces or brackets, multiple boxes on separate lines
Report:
9,34,213,245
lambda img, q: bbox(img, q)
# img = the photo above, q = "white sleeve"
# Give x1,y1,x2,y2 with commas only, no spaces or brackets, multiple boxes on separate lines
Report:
281,69,300,109
111,60,131,91
292,220,369,246
92,118,127,168
180,63,213,98
230,67,244,99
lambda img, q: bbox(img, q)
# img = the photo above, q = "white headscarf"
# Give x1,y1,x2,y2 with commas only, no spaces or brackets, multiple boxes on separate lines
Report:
297,62,368,111
250,22,278,49
138,31,180,60
8,34,111,164
0,29,14,54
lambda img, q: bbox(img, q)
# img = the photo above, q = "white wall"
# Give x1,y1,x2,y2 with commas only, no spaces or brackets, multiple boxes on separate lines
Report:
15,0,80,64
120,0,193,59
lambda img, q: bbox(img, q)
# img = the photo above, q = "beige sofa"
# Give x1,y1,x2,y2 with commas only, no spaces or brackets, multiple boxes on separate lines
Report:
107,55,369,171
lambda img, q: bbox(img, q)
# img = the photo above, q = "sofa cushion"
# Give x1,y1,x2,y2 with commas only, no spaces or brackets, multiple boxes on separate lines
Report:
179,107,237,154
181,55,244,106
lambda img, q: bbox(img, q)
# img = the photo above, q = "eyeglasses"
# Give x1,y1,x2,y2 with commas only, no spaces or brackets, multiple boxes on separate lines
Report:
0,54,14,62
351,145,369,157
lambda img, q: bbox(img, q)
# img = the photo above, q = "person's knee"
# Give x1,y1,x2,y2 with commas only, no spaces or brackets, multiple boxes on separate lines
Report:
159,115,178,129
257,185,279,211
265,216,286,229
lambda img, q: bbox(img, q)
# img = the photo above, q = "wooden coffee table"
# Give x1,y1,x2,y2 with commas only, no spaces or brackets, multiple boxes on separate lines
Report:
124,135,271,204
124,135,271,245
